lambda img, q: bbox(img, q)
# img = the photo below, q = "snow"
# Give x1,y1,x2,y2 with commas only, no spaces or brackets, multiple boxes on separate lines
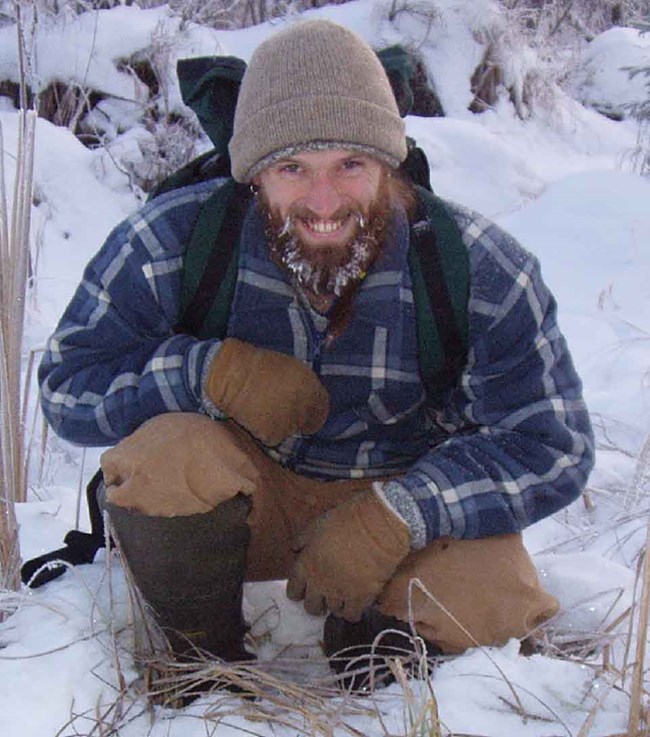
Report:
0,5,166,98
376,0,500,117
1,2,649,736
501,170,650,454
571,26,650,117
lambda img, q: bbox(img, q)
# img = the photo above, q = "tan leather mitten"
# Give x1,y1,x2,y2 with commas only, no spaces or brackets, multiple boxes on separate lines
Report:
286,489,411,621
206,338,329,446
101,413,260,516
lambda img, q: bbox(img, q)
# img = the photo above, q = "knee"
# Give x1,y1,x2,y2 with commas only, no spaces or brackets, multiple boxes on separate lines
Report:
378,534,559,653
101,412,262,516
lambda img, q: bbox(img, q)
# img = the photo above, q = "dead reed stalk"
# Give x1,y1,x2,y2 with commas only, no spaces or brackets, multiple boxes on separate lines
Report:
627,434,650,737
0,12,37,598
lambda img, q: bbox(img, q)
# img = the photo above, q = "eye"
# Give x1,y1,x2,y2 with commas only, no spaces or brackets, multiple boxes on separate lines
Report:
342,158,365,171
276,162,302,176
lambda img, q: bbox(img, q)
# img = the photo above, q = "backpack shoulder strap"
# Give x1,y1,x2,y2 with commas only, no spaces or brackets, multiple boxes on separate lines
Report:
408,186,470,399
176,178,252,338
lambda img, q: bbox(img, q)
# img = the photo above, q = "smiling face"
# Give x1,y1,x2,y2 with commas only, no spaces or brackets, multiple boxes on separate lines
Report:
255,149,386,248
255,149,392,302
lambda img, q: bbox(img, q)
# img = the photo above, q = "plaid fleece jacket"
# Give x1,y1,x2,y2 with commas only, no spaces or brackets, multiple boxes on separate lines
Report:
39,179,594,549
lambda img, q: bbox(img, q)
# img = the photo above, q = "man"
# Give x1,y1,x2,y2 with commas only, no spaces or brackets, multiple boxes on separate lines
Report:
39,19,594,688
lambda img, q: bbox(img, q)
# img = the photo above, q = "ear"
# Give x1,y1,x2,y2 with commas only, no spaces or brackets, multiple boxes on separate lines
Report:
250,172,265,193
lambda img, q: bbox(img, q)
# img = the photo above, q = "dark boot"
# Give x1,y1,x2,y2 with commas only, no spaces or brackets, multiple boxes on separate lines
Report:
323,608,442,693
104,492,253,664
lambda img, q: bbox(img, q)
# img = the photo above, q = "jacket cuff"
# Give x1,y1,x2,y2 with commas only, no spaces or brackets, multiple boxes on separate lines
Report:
373,480,428,551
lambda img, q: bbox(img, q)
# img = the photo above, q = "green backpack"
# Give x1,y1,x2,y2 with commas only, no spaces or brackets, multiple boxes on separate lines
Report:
22,47,470,590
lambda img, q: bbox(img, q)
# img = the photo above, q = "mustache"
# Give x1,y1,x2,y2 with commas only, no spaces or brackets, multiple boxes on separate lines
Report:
285,205,367,229
261,200,384,297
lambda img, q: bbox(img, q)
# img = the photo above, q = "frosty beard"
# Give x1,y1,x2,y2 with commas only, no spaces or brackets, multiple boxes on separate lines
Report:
259,180,392,300
257,171,413,343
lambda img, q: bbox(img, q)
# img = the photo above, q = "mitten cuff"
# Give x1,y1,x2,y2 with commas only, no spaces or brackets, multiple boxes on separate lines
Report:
200,341,228,420
373,480,427,551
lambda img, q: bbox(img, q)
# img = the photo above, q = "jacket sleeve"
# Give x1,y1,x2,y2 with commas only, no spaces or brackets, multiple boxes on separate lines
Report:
381,208,595,548
38,187,223,446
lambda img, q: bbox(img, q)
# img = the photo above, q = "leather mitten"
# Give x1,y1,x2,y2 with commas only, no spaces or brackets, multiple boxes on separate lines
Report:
101,413,259,516
286,488,411,622
206,338,330,446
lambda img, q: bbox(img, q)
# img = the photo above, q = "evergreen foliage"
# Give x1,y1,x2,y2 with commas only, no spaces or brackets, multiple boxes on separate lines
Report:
626,19,650,174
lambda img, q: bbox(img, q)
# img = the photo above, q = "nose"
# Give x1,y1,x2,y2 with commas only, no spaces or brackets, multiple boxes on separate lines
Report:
302,171,344,218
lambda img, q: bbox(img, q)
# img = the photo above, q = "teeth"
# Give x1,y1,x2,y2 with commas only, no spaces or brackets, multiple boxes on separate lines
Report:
307,219,344,234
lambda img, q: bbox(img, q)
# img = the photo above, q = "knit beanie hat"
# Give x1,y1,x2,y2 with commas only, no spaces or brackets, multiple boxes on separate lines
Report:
229,19,408,183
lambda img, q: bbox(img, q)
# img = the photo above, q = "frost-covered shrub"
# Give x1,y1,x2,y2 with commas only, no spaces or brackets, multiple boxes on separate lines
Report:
2,0,136,22
167,0,354,30
122,115,201,193
496,1,650,113
384,0,553,119
569,25,650,119
469,22,546,118
499,1,650,42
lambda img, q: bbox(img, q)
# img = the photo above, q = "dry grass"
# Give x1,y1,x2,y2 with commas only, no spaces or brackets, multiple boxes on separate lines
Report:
50,526,446,736
0,108,36,598
627,437,650,737
545,433,650,737
112,543,413,735
0,4,37,603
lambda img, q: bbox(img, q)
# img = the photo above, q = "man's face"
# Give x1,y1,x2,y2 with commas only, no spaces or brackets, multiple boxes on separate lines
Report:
255,149,385,247
255,149,389,297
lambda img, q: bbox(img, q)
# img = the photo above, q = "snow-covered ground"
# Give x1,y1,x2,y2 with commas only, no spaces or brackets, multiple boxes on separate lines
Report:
1,2,649,735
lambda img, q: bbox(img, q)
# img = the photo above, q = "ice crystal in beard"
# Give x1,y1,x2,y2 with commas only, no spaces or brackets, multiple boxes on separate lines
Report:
277,214,375,296
267,210,386,298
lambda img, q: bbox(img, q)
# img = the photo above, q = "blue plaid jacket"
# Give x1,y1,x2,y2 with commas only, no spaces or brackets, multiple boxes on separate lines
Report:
39,179,594,548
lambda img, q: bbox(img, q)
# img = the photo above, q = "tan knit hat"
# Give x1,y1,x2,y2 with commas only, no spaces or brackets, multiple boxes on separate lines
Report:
229,19,407,183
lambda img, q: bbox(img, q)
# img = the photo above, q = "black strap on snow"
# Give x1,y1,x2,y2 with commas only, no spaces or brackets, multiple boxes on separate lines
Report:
21,470,107,588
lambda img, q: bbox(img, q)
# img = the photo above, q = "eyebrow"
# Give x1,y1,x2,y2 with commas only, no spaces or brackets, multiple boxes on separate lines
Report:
278,152,365,165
